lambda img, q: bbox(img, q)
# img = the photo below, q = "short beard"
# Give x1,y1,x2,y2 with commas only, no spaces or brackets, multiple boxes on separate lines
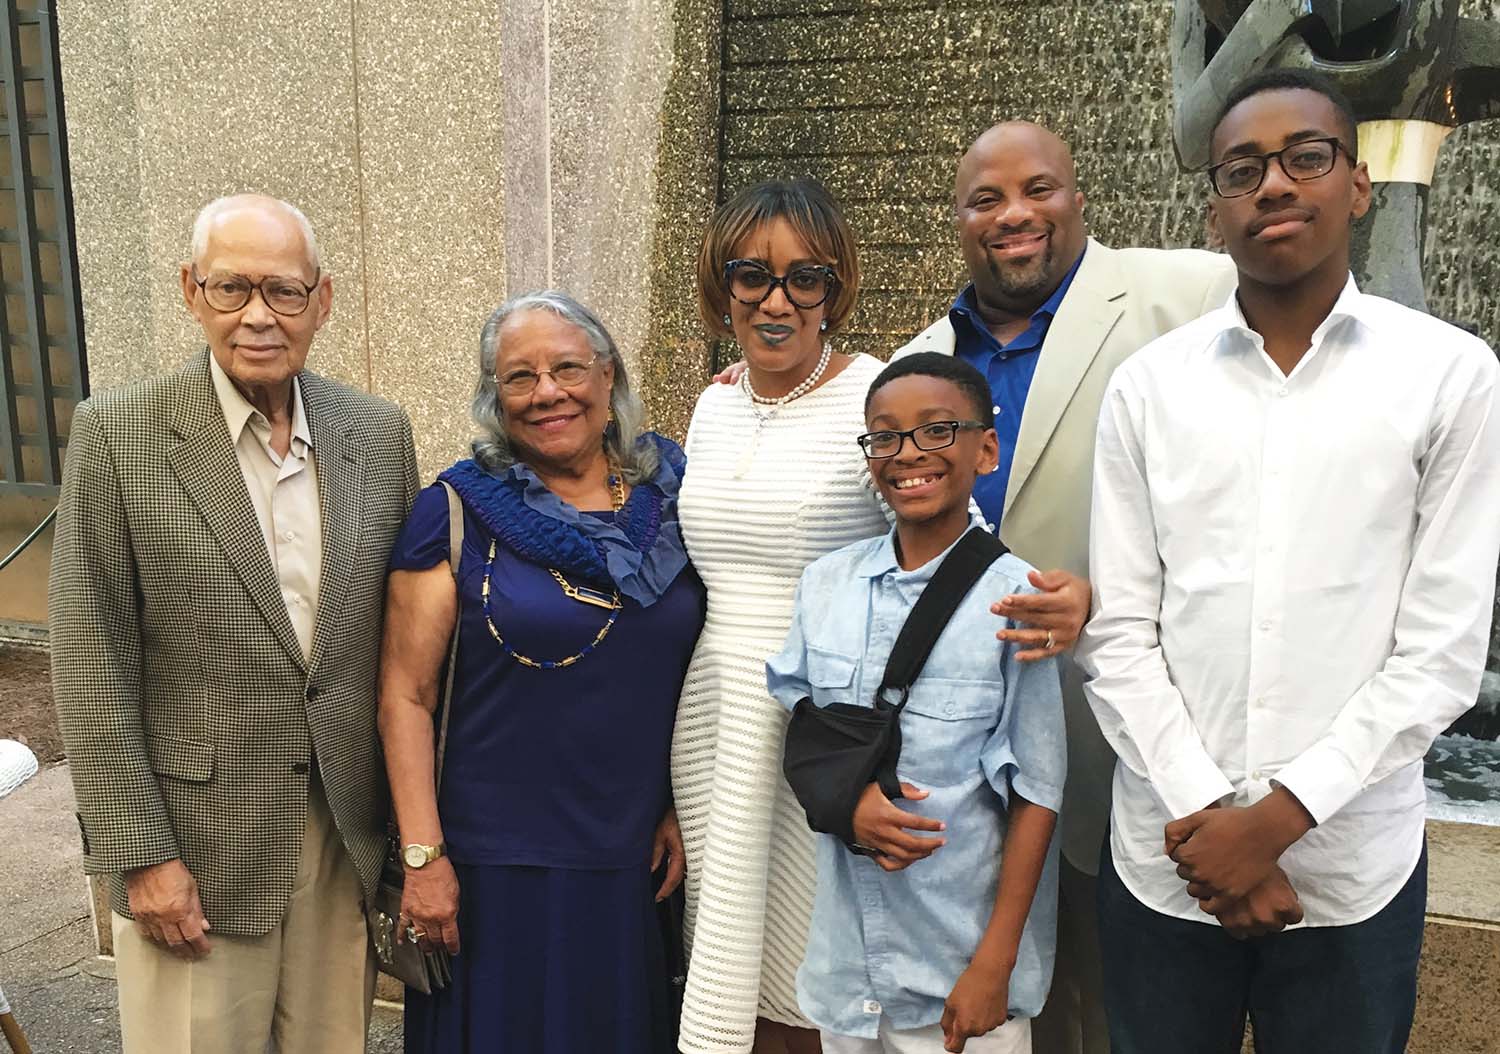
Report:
983,237,1057,305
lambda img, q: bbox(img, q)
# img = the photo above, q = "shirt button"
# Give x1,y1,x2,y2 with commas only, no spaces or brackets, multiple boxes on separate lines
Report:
992,405,1002,417
281,530,295,542
1252,769,1264,780
863,1000,882,1015
1278,388,1289,397
1259,619,1272,631
944,703,956,716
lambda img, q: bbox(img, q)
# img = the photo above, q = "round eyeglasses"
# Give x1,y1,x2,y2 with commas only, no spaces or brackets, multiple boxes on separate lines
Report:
857,420,986,459
493,356,598,396
724,259,837,309
192,267,320,317
1205,137,1349,199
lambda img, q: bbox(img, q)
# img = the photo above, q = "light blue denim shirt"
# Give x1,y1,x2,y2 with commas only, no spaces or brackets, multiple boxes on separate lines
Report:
766,527,1066,1038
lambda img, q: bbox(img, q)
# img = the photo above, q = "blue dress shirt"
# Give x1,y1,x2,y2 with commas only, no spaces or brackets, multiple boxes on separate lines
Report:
766,527,1066,1038
949,248,1085,528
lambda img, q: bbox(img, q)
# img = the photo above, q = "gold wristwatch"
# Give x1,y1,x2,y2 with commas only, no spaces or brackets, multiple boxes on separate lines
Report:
402,841,446,869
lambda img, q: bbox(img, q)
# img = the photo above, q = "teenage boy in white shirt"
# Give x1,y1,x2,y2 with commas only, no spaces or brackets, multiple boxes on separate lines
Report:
1078,68,1500,1054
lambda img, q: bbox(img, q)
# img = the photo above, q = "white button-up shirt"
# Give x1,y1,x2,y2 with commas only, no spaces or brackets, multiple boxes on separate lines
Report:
209,354,323,662
1078,278,1500,927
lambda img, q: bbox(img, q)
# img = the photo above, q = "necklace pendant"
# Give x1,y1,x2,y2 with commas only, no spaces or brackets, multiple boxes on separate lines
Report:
734,414,768,478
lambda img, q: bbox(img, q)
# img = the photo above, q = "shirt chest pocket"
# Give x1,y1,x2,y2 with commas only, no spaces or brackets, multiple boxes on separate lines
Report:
806,645,859,706
898,678,999,788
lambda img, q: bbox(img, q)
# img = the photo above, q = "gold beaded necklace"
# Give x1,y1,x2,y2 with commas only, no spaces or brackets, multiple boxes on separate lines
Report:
480,467,626,670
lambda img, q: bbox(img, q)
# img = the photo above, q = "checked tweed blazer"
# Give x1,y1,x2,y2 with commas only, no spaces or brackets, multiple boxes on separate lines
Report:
49,350,419,936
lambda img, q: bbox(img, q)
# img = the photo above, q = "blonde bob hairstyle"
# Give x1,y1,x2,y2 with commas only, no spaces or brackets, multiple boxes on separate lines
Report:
695,178,860,340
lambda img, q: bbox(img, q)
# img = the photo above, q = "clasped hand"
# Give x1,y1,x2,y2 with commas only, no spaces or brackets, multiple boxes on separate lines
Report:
1164,788,1314,936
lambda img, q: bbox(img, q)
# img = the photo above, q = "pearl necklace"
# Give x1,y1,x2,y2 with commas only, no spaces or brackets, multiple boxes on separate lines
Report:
735,344,834,479
742,343,833,407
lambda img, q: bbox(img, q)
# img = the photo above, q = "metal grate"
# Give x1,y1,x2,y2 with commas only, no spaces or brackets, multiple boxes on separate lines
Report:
0,0,84,496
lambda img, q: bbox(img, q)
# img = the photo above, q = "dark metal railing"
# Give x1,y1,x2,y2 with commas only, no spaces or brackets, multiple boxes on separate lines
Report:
0,0,85,496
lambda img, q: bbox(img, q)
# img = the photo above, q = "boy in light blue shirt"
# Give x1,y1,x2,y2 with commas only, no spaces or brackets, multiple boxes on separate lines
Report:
767,353,1066,1053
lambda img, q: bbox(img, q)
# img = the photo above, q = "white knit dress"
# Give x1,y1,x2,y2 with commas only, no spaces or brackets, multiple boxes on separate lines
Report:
673,353,891,1053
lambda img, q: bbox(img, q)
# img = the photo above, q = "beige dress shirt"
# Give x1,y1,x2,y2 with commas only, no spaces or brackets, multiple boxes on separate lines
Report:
209,354,323,661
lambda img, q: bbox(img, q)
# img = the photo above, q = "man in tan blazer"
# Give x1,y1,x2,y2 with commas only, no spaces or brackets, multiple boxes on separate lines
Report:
892,122,1236,1054
49,194,418,1053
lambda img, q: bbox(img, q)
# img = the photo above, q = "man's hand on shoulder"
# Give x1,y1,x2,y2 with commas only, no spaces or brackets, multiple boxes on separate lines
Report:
710,360,747,385
992,569,1089,662
125,859,212,960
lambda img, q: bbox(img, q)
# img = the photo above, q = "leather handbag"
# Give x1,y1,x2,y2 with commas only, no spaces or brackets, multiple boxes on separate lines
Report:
782,527,1008,852
365,481,464,994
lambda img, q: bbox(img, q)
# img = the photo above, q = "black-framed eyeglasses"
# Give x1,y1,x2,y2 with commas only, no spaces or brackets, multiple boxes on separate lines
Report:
192,266,321,316
1204,137,1350,198
493,356,599,396
856,420,986,459
724,259,837,309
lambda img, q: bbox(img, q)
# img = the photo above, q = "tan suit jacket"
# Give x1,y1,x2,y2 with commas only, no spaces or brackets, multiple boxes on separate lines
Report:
894,238,1236,871
49,350,419,935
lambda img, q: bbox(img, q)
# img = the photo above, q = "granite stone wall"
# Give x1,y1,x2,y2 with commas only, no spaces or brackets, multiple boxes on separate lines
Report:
666,0,1500,686
695,0,1500,393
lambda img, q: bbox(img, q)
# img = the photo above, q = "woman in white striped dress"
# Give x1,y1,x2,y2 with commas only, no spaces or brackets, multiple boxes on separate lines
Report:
672,180,888,1054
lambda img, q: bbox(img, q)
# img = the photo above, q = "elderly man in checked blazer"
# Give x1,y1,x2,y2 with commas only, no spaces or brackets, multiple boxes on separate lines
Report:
49,194,418,1054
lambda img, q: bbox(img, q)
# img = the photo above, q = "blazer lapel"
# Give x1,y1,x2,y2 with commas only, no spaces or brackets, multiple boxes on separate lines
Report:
302,372,365,676
1003,239,1125,521
168,351,307,669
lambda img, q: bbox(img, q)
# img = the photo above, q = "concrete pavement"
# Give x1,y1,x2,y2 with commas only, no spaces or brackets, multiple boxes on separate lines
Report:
0,762,402,1052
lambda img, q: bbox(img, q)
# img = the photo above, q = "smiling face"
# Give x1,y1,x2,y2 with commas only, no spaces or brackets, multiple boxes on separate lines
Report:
954,122,1088,318
1206,88,1371,291
727,217,830,385
865,373,998,530
495,309,614,474
180,199,330,398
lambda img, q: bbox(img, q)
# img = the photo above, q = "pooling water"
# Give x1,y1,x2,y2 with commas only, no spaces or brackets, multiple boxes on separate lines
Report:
1425,733,1500,826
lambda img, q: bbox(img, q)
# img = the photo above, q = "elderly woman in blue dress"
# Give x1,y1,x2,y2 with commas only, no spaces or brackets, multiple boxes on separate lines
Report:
378,291,704,1053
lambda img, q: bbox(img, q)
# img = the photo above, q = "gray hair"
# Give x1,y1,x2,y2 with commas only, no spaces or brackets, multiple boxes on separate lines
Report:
472,291,659,485
189,194,321,272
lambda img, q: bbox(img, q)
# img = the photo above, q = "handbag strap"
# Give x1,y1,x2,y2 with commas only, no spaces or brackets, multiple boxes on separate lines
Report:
433,481,465,786
876,526,1009,711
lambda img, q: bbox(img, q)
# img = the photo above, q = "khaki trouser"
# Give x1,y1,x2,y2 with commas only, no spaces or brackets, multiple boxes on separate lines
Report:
1031,858,1110,1054
113,780,375,1054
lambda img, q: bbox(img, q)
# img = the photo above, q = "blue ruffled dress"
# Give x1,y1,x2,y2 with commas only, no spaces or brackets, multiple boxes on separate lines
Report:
391,434,705,1054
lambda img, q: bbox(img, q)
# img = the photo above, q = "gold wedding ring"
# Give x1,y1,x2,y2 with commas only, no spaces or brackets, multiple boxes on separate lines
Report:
1045,630,1055,650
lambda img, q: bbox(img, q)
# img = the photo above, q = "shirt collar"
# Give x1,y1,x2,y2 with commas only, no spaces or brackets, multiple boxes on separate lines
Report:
208,350,314,454
948,243,1086,339
854,520,988,579
1216,272,1366,352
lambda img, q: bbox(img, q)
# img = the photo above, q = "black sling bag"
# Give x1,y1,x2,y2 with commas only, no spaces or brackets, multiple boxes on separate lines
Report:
781,526,1009,853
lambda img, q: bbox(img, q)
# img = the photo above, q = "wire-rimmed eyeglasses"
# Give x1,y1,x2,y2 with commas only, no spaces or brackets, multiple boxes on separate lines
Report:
492,356,599,396
192,266,321,316
724,259,837,309
856,420,986,459
1204,137,1350,199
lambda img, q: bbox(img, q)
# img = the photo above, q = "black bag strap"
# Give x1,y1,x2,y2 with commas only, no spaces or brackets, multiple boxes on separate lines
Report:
876,526,1008,711
434,481,465,786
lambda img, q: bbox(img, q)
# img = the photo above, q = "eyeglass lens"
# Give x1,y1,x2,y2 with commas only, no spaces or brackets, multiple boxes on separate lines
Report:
199,271,314,316
727,263,833,309
860,421,963,458
498,360,594,395
1211,140,1338,197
